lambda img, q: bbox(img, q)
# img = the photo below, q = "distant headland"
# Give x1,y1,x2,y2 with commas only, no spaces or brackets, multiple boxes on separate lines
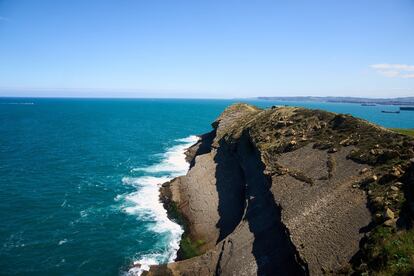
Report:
257,96,414,106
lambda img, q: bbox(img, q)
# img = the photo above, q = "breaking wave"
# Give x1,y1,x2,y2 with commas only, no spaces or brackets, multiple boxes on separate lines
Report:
120,135,199,275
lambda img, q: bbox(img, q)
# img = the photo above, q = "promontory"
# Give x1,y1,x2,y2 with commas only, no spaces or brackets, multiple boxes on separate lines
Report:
146,103,414,275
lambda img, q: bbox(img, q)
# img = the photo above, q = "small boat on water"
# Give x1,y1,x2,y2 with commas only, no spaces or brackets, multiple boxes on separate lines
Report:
400,106,414,111
381,110,400,114
361,103,376,106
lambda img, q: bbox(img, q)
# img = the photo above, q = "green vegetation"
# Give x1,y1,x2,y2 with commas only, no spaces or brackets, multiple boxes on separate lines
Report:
162,194,205,259
390,128,414,137
179,237,205,259
360,227,414,275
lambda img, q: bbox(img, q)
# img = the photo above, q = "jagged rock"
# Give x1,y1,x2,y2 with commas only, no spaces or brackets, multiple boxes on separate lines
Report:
384,208,395,220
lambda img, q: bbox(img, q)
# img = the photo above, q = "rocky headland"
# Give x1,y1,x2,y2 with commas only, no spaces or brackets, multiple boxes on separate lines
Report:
145,103,414,275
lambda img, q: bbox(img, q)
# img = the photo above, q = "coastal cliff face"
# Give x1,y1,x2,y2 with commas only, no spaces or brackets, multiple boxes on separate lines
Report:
146,104,414,275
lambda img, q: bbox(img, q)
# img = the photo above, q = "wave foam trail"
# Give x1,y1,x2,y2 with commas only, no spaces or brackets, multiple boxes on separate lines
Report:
131,135,198,175
122,135,199,276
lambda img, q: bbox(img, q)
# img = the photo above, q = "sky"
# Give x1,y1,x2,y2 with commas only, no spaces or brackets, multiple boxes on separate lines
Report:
0,0,414,98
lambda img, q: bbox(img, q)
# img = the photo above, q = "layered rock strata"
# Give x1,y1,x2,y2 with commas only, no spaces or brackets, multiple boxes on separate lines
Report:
146,104,414,275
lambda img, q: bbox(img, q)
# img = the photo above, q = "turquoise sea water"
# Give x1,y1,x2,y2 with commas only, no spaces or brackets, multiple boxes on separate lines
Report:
0,98,413,275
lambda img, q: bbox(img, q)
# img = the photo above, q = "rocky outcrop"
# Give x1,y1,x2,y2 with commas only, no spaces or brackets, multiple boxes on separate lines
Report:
146,104,414,275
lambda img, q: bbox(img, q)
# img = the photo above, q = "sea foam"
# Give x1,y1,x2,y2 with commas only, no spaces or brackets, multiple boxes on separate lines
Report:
122,135,199,275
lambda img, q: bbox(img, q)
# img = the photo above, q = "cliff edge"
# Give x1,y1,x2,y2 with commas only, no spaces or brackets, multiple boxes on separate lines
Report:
146,104,414,275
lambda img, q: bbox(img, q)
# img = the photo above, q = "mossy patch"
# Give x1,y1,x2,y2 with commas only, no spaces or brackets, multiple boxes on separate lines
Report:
160,188,205,260
356,227,414,276
179,237,205,259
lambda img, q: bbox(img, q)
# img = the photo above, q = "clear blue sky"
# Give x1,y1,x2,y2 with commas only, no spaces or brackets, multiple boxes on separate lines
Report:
0,0,413,98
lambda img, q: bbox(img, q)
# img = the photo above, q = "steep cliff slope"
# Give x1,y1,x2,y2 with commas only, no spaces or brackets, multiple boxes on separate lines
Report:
146,104,414,275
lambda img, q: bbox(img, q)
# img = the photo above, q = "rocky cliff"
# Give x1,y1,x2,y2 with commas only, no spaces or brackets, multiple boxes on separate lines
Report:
145,103,414,276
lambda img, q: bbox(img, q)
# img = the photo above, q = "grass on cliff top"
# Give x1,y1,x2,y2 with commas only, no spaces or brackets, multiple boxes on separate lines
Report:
390,128,414,137
363,226,414,276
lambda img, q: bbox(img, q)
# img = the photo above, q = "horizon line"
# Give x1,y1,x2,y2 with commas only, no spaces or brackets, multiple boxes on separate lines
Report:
1,95,414,100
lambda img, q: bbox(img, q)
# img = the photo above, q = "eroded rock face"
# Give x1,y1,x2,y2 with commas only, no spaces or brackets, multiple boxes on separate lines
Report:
146,104,414,276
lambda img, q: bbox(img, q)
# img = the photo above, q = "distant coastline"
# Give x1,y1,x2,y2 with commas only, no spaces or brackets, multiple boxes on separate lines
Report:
257,96,414,106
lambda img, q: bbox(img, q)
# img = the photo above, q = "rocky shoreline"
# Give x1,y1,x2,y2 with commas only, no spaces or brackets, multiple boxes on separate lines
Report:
144,103,414,275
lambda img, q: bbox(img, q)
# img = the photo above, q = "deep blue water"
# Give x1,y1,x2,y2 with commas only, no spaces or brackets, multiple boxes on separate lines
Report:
0,98,413,275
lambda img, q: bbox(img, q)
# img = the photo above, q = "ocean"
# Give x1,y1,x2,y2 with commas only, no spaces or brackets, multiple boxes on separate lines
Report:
0,98,413,275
